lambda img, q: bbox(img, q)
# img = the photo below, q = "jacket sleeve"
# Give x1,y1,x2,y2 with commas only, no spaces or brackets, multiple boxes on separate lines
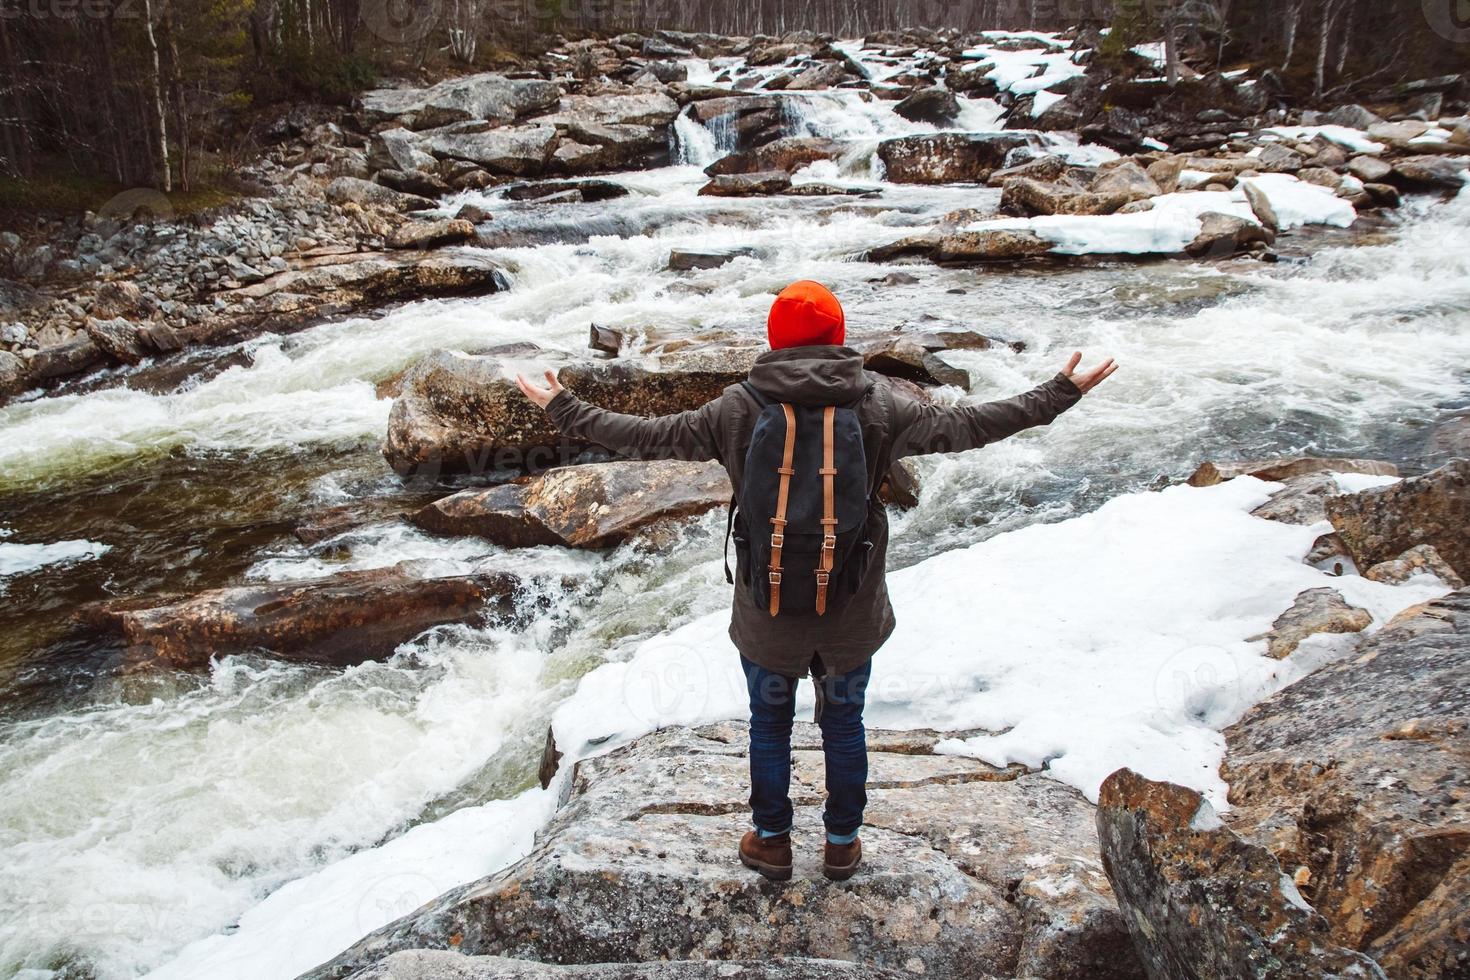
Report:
543,389,727,462
888,372,1083,460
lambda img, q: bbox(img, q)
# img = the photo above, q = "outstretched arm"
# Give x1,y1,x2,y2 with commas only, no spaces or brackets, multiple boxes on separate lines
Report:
890,352,1115,459
516,371,725,462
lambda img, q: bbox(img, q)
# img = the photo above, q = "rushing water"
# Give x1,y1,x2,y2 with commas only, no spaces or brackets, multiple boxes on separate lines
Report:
1,102,1468,978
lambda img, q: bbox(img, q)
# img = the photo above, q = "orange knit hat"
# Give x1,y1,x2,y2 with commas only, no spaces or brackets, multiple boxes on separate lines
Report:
766,280,846,350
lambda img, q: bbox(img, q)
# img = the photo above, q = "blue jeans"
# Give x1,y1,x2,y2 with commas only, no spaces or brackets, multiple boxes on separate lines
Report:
740,654,870,841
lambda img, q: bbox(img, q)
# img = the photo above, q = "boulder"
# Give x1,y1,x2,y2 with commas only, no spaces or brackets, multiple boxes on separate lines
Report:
326,176,435,212
1186,456,1398,487
935,229,1053,262
503,179,628,203
1096,769,1386,980
383,348,758,477
1240,180,1279,233
1221,589,1470,976
412,460,730,548
1425,411,1470,462
1346,155,1393,183
92,279,146,319
784,60,850,90
1325,459,1469,580
1001,177,1129,217
1363,543,1465,589
667,246,758,270
542,91,680,129
588,323,624,355
1248,472,1343,525
344,951,911,979
705,136,848,176
78,562,520,670
877,133,1038,184
986,153,1068,187
698,171,792,196
0,349,27,397
893,87,961,124
1322,104,1382,130
862,338,969,388
302,722,1140,980
1251,586,1372,659
375,168,452,198
1088,159,1161,203
1390,155,1469,188
386,218,477,250
367,128,436,173
1146,156,1187,194
358,74,561,130
423,125,559,176
27,336,105,381
1185,212,1272,258
85,316,147,365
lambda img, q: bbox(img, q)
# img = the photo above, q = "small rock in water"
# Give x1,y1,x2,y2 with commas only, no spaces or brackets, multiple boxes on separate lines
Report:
667,246,759,271
1251,586,1373,659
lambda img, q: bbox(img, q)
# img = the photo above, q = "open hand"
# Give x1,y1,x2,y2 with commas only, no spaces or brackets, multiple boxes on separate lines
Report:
1062,352,1117,394
515,370,563,409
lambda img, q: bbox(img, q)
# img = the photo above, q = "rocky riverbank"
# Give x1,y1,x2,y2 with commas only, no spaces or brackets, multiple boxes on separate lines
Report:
2,27,1466,403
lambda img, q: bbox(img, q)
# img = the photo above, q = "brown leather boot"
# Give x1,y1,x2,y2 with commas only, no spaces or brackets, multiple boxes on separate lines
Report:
823,836,862,881
739,830,792,881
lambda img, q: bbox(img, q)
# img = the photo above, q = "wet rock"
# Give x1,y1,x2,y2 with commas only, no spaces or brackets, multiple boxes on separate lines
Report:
1363,544,1465,589
935,229,1053,262
84,316,147,365
877,132,1038,184
588,323,624,355
1248,472,1341,525
79,562,521,669
1325,459,1469,580
784,60,851,91
877,457,923,508
303,721,1138,980
325,176,435,212
893,87,960,124
1363,183,1401,209
1390,154,1469,188
862,338,969,388
698,171,791,196
28,337,104,381
705,136,848,176
1251,586,1372,659
227,251,507,328
423,125,559,177
1221,589,1470,976
345,951,913,979
359,74,560,131
383,348,757,477
1185,212,1273,258
503,178,628,203
1096,769,1386,980
1187,456,1398,487
1424,411,1470,462
1323,104,1382,130
455,204,492,224
667,246,758,270
413,460,730,548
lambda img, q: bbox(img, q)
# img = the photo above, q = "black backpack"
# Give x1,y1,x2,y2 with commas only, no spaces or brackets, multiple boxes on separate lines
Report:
725,381,875,617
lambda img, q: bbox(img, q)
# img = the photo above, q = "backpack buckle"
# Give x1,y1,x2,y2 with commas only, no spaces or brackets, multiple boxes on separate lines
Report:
821,534,836,553
814,571,830,586
769,570,782,585
770,532,784,549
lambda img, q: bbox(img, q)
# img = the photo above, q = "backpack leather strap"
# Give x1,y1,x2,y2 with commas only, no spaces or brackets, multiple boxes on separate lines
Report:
815,406,837,616
768,403,797,616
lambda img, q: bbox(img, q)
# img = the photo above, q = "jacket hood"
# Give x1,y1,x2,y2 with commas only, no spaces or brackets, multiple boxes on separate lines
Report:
746,345,869,405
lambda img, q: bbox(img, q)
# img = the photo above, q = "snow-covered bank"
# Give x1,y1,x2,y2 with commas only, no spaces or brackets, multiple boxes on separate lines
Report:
553,477,1450,807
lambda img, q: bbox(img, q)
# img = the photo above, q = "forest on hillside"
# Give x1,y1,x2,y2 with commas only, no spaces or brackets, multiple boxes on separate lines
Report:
0,0,1465,196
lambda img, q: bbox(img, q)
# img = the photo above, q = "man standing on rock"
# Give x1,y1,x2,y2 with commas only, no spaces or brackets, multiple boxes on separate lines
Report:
518,280,1115,881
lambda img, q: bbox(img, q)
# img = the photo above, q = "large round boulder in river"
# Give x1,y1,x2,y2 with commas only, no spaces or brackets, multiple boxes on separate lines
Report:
413,460,730,548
